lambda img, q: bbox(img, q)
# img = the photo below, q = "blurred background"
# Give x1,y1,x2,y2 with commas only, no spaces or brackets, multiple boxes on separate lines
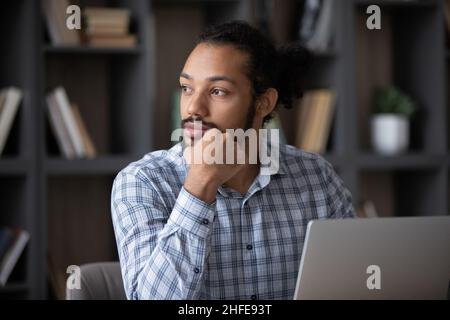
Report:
0,0,448,299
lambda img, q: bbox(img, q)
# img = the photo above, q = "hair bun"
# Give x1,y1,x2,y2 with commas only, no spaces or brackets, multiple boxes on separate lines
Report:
276,43,311,109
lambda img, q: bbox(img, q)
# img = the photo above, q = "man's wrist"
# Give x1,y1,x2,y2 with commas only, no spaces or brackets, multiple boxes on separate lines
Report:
184,173,219,204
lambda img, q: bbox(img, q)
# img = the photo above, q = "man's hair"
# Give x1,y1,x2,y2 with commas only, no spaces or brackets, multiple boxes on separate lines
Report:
198,20,310,123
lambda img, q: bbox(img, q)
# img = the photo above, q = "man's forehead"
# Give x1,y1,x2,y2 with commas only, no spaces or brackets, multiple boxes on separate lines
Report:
181,43,249,80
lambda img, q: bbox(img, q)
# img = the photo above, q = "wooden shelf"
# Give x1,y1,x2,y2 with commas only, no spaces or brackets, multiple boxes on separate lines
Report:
355,0,437,8
356,153,445,169
44,156,136,175
0,282,29,293
0,158,30,175
43,46,141,55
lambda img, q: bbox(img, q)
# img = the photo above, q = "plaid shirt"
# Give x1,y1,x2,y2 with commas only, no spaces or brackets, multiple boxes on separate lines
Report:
111,143,355,300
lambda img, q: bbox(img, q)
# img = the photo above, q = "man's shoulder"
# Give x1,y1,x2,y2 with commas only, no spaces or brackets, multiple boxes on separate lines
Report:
280,144,331,174
117,143,185,179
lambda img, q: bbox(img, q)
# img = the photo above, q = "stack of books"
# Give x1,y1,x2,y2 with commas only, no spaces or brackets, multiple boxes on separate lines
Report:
0,87,23,157
295,89,335,154
46,87,97,159
0,227,29,286
83,7,136,48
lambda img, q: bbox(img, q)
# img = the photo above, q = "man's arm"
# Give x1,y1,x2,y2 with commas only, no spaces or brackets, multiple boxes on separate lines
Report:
322,159,356,218
111,169,216,300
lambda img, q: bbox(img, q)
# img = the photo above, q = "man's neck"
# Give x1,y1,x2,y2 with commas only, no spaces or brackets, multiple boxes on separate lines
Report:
222,163,260,196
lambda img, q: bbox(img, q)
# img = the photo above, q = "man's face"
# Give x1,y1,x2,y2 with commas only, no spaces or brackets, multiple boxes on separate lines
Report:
179,43,258,140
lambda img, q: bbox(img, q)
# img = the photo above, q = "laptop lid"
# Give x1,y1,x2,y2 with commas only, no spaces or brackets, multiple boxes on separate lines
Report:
293,216,450,300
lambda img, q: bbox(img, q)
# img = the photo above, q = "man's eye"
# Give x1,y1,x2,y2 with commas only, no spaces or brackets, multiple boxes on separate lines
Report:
180,85,193,94
211,88,227,96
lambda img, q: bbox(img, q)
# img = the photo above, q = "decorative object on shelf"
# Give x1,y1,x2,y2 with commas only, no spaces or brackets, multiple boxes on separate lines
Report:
370,86,417,156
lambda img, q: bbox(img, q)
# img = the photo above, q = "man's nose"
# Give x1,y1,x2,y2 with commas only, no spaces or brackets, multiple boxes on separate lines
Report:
186,91,208,117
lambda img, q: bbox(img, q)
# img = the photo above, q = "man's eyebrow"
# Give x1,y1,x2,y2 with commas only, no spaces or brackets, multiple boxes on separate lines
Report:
179,73,236,85
207,76,236,85
180,72,192,80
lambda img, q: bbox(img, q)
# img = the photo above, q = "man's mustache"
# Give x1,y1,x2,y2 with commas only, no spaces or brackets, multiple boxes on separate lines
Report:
181,117,219,130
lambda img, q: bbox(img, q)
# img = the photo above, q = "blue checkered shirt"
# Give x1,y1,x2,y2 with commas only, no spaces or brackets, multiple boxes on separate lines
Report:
111,143,355,300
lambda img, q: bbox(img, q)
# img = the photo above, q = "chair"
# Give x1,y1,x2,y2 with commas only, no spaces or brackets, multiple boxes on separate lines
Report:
66,261,127,300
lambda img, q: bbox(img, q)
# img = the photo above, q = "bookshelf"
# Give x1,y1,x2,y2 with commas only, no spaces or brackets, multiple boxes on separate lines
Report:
0,0,153,299
0,0,448,299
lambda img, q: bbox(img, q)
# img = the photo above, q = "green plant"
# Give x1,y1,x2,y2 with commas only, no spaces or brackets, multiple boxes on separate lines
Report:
373,86,417,117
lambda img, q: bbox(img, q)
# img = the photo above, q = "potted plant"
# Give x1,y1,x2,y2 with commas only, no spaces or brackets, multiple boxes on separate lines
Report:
371,86,417,155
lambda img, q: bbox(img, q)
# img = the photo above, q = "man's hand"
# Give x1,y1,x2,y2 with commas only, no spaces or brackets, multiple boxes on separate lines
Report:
183,128,245,204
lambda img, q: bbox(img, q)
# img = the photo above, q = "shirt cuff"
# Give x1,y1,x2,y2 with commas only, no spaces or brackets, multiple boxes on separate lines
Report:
168,187,216,238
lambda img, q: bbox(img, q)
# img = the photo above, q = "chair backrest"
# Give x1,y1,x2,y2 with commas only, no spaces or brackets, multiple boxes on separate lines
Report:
66,261,127,300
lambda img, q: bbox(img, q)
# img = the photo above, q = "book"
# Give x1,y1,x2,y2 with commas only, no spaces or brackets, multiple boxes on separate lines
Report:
86,34,137,48
0,87,23,156
299,0,335,53
47,93,76,159
295,89,335,154
84,7,131,21
357,200,379,218
84,16,130,29
42,0,80,46
47,254,66,300
0,227,30,286
314,90,335,153
71,104,97,159
85,24,128,37
52,87,85,158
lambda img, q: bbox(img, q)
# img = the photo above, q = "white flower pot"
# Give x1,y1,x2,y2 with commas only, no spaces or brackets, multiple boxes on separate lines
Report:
371,114,409,155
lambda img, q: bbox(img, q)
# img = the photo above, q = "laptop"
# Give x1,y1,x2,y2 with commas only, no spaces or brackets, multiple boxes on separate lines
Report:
293,216,450,300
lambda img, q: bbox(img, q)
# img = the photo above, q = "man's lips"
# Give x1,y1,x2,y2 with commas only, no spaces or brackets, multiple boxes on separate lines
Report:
183,122,212,138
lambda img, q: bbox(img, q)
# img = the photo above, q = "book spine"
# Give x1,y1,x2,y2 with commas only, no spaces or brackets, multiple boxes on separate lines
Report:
0,88,22,156
53,88,85,158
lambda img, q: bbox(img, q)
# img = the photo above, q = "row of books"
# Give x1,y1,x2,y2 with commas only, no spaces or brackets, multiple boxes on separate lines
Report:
46,87,97,159
42,0,136,48
0,87,23,157
295,89,335,154
0,227,29,287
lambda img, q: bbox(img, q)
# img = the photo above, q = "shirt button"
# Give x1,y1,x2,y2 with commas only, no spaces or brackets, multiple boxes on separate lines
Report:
251,294,257,300
194,268,200,274
201,218,209,225
246,244,253,250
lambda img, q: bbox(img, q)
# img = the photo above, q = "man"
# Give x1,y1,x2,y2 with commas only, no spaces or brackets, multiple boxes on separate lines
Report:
111,21,355,300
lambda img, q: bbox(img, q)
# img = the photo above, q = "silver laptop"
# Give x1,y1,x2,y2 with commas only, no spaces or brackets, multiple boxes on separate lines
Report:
293,216,450,300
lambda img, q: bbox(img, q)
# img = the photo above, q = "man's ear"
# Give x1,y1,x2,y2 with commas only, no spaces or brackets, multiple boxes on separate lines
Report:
256,88,278,119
